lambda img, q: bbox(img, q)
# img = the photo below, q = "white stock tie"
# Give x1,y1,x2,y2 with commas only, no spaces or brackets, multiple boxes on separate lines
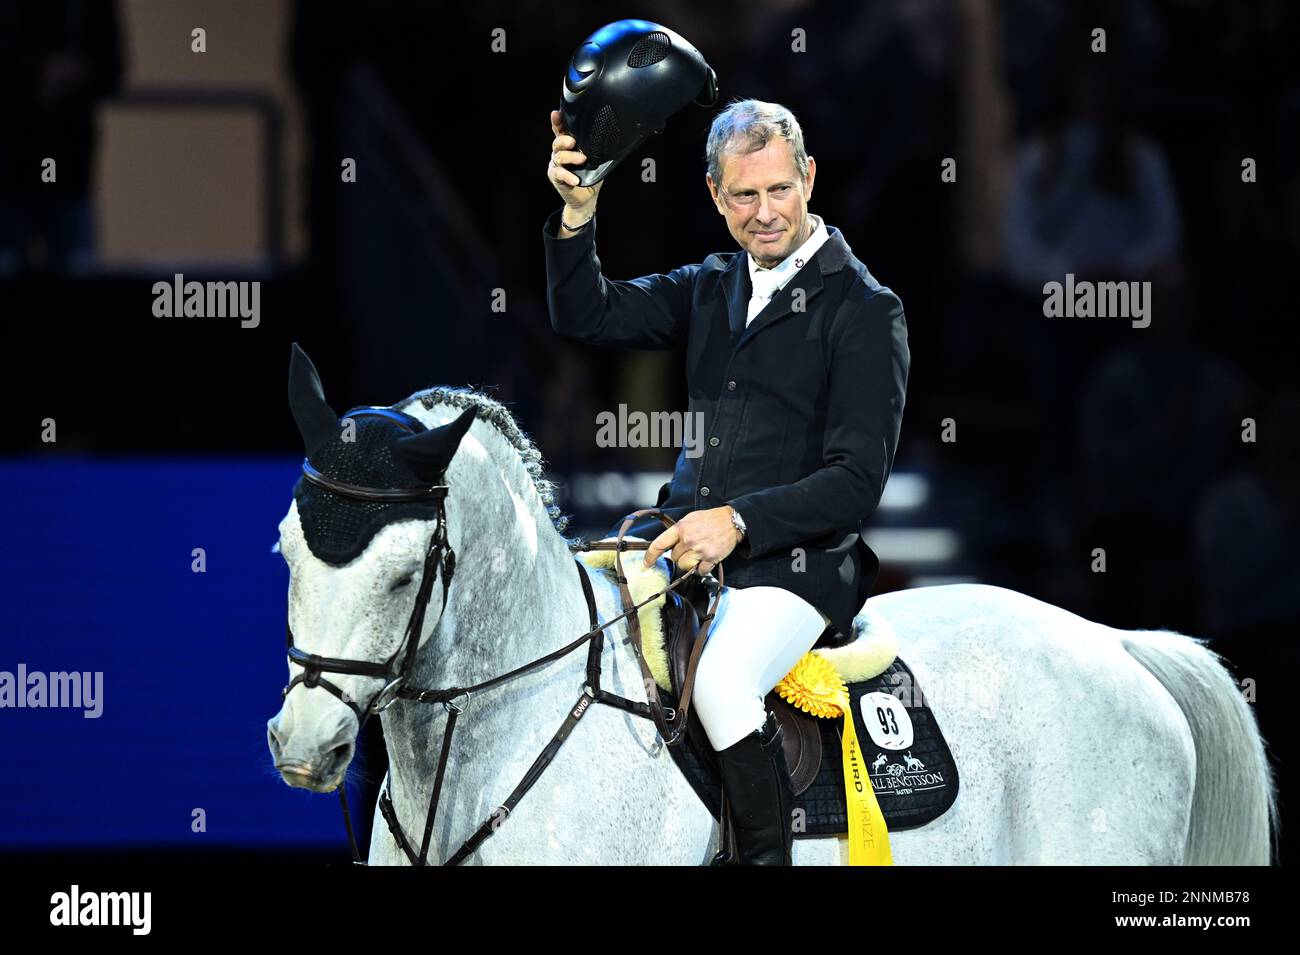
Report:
751,269,782,305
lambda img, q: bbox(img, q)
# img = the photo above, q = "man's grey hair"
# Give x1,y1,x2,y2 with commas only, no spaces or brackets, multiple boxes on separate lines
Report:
705,98,810,189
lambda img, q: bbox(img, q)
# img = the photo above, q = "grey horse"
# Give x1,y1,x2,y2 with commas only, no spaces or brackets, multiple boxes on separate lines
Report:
267,349,1278,865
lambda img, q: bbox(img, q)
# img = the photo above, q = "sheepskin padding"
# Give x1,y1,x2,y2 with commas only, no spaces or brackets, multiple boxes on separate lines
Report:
576,539,898,692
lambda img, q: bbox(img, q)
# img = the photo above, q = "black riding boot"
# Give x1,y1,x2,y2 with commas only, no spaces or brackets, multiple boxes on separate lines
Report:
708,710,794,865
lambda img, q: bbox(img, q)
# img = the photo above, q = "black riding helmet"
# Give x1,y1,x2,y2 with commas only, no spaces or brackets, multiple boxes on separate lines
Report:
559,19,718,187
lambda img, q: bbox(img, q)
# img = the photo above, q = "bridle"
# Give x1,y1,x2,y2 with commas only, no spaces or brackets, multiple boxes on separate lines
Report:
283,407,455,723
279,406,721,866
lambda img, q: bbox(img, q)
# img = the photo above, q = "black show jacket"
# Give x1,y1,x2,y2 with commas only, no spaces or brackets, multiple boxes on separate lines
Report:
543,208,909,643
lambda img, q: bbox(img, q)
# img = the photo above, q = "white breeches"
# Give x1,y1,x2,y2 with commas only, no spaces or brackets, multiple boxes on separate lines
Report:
690,584,831,751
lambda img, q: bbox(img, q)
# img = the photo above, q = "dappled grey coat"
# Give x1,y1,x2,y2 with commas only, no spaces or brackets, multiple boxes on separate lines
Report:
542,208,909,643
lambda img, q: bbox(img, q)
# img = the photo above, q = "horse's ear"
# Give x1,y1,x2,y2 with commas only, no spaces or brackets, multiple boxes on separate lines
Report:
393,406,477,481
288,342,338,454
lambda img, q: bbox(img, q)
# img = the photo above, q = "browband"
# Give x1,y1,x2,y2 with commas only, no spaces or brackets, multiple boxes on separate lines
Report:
301,461,449,503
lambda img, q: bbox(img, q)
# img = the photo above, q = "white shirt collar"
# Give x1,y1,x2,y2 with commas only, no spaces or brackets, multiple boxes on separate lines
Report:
747,213,828,295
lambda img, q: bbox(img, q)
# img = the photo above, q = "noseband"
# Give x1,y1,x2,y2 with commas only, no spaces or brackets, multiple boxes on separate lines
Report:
278,407,721,866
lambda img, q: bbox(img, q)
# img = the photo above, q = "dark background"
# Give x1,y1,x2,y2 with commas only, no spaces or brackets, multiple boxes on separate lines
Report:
0,0,1295,863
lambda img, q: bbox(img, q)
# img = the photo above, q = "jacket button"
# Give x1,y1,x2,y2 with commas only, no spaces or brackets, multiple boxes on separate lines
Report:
726,380,737,391
700,486,711,497
709,436,719,447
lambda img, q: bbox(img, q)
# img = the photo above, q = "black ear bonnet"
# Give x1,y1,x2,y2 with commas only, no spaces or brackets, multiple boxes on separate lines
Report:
294,407,445,566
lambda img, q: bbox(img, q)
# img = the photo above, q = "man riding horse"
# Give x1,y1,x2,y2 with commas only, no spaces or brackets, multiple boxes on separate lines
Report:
544,25,910,864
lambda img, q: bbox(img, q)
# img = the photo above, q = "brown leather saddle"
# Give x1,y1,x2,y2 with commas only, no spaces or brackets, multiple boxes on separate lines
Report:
665,574,850,796
584,508,851,795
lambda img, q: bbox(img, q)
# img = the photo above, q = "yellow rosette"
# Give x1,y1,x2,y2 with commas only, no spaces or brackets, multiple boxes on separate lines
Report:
776,653,893,865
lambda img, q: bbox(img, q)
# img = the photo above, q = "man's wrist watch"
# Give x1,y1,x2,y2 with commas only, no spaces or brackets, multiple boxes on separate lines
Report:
728,504,747,540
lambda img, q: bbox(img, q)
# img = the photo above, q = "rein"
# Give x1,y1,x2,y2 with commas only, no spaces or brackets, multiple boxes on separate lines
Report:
374,529,716,866
283,425,721,865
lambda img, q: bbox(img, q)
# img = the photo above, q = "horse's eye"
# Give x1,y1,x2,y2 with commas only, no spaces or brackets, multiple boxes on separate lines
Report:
390,575,414,592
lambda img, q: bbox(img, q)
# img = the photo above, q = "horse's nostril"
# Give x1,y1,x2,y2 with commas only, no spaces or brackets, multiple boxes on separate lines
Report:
321,741,352,777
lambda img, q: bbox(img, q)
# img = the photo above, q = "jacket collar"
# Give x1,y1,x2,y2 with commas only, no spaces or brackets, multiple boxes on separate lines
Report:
723,223,852,350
